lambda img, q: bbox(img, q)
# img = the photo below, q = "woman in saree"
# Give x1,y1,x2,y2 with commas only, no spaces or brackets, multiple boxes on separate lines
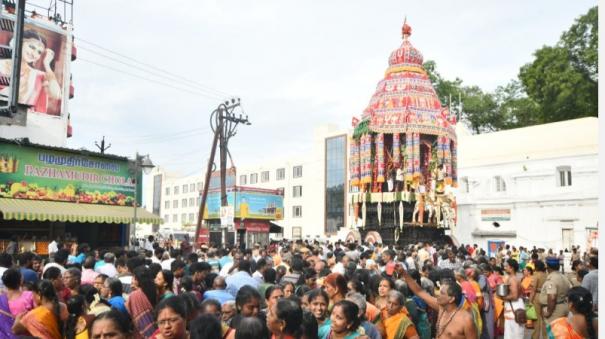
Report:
546,286,598,339
126,266,158,338
12,279,68,339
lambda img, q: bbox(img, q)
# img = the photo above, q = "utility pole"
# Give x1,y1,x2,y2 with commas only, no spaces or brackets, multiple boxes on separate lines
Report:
95,136,111,153
195,98,250,246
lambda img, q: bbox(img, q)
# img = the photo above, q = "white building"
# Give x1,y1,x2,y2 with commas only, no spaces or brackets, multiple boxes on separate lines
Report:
236,124,350,240
141,167,204,235
455,117,598,252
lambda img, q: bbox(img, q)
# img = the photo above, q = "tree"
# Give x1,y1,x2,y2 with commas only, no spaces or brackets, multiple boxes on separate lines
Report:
493,80,541,129
519,7,598,122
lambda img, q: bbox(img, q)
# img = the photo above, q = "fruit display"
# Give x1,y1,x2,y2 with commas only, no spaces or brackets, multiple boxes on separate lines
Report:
0,181,135,206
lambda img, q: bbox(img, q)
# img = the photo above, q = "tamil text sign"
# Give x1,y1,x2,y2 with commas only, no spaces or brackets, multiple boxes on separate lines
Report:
0,142,135,206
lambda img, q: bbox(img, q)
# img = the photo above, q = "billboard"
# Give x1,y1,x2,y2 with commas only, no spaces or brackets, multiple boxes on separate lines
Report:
0,17,70,116
205,187,284,220
0,142,136,206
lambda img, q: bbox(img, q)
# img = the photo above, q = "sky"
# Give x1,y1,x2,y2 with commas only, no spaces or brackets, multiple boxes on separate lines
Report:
64,1,596,175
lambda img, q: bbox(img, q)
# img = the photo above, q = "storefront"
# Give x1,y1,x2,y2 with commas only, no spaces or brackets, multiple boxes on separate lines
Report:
0,138,162,252
203,186,284,248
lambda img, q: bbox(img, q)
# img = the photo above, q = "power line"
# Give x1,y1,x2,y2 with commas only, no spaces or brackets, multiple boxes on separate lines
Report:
75,37,233,98
109,127,211,142
78,57,224,100
78,45,229,99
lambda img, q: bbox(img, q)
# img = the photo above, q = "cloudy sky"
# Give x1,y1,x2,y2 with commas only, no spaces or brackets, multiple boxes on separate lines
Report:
65,1,596,175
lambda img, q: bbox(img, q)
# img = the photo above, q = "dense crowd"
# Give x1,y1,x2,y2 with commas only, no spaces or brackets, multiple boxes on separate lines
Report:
0,235,598,339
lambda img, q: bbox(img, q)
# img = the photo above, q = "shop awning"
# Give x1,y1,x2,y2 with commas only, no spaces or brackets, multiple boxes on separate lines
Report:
269,222,283,233
0,198,163,224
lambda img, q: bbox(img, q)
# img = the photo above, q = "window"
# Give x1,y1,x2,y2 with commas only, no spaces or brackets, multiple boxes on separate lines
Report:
172,214,178,222
276,168,285,180
173,200,178,208
182,184,188,194
181,213,187,223
240,175,247,185
250,173,258,184
190,183,195,192
182,199,187,208
164,201,170,209
293,185,302,198
494,176,506,192
292,205,302,218
189,213,195,222
461,176,470,193
197,182,203,191
189,198,195,207
293,166,303,178
325,135,347,234
261,171,270,183
292,227,302,240
557,166,572,187
173,186,179,195
197,196,202,206
165,187,170,195
164,215,169,223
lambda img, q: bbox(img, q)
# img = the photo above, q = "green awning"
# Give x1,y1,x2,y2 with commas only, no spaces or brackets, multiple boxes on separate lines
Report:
0,198,163,224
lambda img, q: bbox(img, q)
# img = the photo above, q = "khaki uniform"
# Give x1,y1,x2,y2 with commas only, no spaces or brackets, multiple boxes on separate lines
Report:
539,271,571,323
531,271,547,339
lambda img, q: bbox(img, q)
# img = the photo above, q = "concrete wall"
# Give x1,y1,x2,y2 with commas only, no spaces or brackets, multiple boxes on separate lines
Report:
456,153,598,251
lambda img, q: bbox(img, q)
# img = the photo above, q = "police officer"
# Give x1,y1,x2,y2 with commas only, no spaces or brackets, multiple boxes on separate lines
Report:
539,256,571,324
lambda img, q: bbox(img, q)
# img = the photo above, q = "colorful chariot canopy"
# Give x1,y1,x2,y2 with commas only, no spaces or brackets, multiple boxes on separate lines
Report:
358,20,456,140
0,198,163,224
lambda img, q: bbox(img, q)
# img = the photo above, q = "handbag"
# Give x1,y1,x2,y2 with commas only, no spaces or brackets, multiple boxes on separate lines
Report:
525,303,538,320
509,301,527,325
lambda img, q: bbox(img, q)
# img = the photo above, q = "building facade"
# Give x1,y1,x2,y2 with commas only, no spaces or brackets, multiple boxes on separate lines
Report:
455,118,599,252
142,167,204,234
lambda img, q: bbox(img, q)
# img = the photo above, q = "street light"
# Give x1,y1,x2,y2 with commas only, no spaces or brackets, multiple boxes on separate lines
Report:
129,152,155,247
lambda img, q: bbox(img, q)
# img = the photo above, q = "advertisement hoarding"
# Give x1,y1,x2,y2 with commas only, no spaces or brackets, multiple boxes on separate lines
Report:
0,142,136,206
205,187,283,220
0,17,71,116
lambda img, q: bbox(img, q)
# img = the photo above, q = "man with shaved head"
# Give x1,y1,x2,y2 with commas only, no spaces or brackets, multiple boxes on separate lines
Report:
203,275,235,305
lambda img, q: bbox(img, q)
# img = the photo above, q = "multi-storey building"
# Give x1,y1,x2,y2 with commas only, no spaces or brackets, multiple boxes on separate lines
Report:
236,124,350,240
142,168,205,233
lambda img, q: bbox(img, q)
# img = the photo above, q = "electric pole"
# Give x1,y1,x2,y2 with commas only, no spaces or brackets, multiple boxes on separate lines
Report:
195,98,250,246
95,136,111,153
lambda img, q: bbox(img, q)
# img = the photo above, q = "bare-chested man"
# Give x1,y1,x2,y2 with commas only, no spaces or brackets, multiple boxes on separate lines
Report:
399,265,477,339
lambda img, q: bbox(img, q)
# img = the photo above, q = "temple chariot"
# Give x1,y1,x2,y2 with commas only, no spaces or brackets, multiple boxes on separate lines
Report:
348,21,458,246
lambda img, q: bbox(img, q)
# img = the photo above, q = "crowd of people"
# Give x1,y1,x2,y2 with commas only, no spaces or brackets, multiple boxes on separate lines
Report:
0,235,598,339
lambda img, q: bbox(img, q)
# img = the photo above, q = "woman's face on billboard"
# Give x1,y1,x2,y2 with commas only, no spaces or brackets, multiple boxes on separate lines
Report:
23,38,45,64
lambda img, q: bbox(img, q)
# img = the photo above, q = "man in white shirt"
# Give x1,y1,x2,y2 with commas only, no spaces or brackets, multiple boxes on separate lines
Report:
98,253,118,278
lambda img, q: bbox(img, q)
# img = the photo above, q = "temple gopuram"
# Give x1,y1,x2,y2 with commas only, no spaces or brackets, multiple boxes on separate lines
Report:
348,21,457,245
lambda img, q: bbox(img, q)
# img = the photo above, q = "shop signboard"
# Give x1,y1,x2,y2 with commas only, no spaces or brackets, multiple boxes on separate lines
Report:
0,142,135,206
205,187,284,220
0,16,72,116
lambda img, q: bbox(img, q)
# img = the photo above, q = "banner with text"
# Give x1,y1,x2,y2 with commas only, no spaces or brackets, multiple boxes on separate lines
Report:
0,142,135,206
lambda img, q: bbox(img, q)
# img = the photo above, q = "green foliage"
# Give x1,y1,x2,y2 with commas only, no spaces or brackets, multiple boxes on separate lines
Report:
423,6,597,133
519,6,598,122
